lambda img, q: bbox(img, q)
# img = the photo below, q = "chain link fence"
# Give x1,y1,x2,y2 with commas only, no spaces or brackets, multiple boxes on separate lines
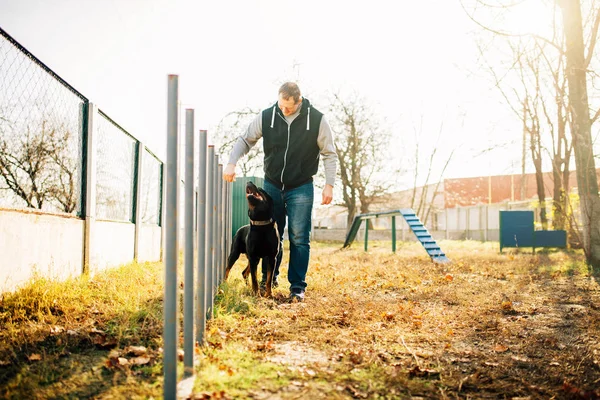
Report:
95,111,137,221
0,27,86,214
141,149,162,224
0,27,163,225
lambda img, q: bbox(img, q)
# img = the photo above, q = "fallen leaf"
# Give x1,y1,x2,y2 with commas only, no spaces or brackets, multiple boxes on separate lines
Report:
445,274,454,281
28,353,42,361
50,325,65,334
256,340,274,352
511,355,529,362
124,345,148,356
130,356,151,366
408,365,440,379
501,300,513,311
383,312,395,321
494,344,509,353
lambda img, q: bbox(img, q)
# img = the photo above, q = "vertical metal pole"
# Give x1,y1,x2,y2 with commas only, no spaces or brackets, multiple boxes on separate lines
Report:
83,103,97,274
224,182,230,277
183,109,195,377
217,164,223,284
196,130,207,345
212,155,219,301
206,146,215,320
484,205,489,242
164,75,179,400
133,141,144,261
364,220,369,252
445,208,449,240
391,216,396,253
466,208,471,240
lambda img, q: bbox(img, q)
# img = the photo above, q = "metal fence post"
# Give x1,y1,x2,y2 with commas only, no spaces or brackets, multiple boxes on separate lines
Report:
217,164,223,284
83,103,98,274
164,75,179,400
183,109,195,377
133,141,144,261
445,208,449,240
212,155,218,302
196,130,208,345
391,216,396,253
364,220,369,251
206,146,215,320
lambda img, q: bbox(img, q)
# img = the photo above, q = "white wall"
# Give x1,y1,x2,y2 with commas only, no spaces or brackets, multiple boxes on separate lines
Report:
0,209,163,293
0,209,84,293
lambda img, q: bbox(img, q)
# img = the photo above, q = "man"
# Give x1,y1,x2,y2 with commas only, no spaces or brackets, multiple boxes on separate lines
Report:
223,82,337,302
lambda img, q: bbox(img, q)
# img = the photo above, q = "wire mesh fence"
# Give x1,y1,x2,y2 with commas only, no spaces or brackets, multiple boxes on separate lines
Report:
0,27,163,226
0,27,86,214
95,111,137,221
141,149,162,224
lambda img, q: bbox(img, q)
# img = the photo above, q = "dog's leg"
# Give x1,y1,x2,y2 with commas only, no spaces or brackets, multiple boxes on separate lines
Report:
248,257,260,295
242,264,250,283
225,245,242,281
263,256,275,298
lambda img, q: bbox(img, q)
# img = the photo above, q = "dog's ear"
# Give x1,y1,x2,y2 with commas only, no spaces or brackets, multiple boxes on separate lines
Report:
259,189,272,202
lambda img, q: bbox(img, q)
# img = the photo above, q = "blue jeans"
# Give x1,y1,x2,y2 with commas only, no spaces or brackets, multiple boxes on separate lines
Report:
262,180,313,292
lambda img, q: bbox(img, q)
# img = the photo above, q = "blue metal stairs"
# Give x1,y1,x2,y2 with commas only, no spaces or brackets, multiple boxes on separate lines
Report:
399,208,450,263
342,208,450,264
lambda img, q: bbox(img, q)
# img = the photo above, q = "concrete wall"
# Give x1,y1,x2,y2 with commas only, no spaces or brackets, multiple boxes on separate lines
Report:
139,224,162,262
91,221,135,274
0,209,84,293
0,208,163,293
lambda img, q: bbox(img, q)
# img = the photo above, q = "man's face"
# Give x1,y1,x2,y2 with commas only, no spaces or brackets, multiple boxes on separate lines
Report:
278,94,301,116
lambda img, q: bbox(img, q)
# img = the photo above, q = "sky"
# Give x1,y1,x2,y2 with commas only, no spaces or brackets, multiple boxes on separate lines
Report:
0,0,558,190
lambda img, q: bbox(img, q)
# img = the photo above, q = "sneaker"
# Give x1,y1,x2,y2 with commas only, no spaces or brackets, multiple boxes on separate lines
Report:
289,289,305,303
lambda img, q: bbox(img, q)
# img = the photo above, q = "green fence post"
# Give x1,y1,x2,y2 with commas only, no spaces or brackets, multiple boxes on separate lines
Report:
392,216,396,253
364,220,369,252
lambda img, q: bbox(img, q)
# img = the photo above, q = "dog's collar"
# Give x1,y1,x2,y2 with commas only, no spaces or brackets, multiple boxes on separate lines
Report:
250,218,274,226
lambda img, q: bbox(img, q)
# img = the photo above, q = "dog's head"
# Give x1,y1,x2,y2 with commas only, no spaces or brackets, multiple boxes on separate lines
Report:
246,181,273,222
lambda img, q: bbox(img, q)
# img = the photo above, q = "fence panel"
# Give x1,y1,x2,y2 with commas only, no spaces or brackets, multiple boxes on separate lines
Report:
0,28,86,214
141,149,162,225
95,111,136,221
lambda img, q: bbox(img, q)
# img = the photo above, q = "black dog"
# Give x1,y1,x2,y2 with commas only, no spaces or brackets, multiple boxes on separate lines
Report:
225,182,280,297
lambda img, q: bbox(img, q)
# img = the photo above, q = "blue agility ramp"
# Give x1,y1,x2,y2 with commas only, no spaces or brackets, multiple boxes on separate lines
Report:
342,208,450,264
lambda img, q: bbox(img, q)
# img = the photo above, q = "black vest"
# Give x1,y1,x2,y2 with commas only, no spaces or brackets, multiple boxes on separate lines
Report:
261,98,323,190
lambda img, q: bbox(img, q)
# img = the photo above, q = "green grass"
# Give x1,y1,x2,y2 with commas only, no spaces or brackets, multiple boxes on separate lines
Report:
1,241,598,399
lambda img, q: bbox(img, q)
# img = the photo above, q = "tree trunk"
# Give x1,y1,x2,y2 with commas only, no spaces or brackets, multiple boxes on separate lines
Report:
560,0,600,267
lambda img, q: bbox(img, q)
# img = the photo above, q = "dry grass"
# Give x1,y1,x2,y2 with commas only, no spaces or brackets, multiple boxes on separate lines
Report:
1,241,599,399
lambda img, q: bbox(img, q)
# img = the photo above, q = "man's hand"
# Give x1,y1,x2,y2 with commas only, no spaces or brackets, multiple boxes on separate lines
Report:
223,163,236,182
321,184,333,205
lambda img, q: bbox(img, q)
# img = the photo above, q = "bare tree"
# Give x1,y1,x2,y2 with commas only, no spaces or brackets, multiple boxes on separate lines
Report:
410,118,456,226
327,92,395,229
0,120,78,213
464,0,600,264
559,0,600,266
214,107,263,177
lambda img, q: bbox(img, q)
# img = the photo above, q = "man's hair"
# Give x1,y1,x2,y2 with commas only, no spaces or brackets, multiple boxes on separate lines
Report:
278,82,302,104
